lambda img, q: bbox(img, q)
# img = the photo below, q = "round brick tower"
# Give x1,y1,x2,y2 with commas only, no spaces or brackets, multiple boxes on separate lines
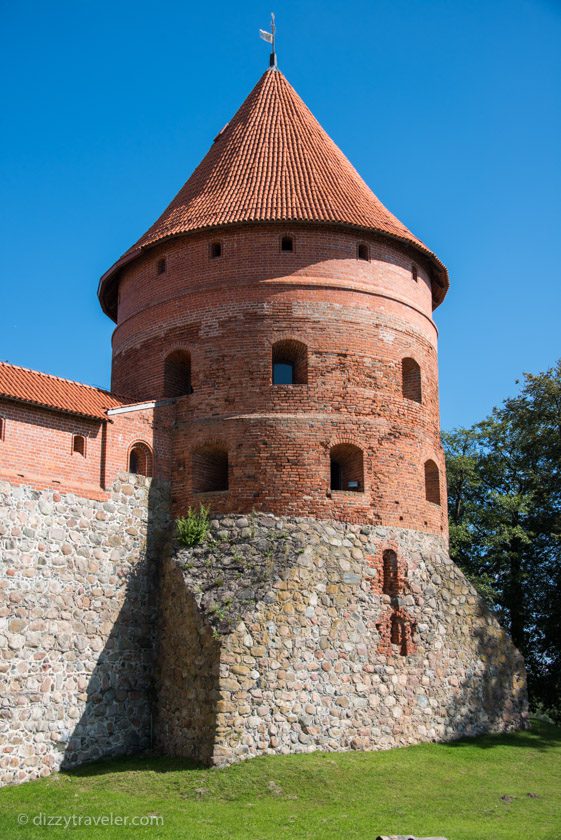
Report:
98,67,450,536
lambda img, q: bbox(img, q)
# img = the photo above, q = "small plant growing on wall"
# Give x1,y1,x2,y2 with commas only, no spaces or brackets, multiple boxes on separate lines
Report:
176,505,210,547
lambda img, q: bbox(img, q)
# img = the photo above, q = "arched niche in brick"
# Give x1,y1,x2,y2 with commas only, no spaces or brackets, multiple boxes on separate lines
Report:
72,434,86,457
330,443,364,492
357,242,369,261
424,459,441,505
272,339,308,385
382,549,399,596
128,442,153,477
192,443,229,493
163,349,192,398
391,614,409,656
402,357,422,403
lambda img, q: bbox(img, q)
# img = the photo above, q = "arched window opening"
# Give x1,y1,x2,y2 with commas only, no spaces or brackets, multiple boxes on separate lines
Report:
164,350,192,398
330,444,364,492
72,434,86,457
424,459,441,505
357,243,369,261
210,242,222,259
402,357,422,403
272,340,308,385
129,443,153,477
281,236,293,252
192,444,229,493
157,257,167,275
412,264,418,282
382,550,399,597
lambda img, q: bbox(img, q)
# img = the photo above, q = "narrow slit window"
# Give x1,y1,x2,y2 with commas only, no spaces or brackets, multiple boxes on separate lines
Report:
0,417,5,441
281,236,293,252
358,243,369,261
164,349,192,397
157,257,167,275
424,459,441,505
402,358,422,403
210,242,222,259
412,264,418,282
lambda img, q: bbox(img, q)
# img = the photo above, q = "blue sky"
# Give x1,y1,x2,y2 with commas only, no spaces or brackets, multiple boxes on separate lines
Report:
1,0,560,429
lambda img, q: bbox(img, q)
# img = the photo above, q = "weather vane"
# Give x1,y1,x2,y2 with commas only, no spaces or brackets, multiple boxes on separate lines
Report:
259,12,277,69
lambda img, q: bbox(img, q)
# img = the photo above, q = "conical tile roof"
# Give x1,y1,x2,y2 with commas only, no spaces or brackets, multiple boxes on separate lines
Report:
99,68,448,318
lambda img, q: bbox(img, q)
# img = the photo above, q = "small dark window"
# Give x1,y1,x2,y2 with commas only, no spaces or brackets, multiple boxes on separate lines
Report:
272,340,307,385
424,459,441,505
72,435,86,457
330,444,364,492
402,358,422,403
281,236,293,252
129,443,153,477
164,350,192,397
412,264,418,282
210,242,222,259
358,243,369,261
157,257,167,275
192,444,229,492
0,417,5,441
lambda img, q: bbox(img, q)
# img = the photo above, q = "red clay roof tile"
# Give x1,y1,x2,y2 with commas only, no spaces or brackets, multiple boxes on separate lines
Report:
99,68,448,318
0,362,125,420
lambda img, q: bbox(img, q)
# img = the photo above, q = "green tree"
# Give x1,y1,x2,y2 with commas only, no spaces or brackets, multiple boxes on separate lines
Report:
443,360,561,711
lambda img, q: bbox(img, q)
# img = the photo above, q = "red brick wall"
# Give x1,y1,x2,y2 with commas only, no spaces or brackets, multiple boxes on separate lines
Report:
0,402,105,497
110,224,447,536
0,400,172,499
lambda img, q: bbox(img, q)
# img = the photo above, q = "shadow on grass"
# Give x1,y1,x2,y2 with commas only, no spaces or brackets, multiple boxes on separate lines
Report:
62,720,561,783
442,719,561,752
63,754,206,779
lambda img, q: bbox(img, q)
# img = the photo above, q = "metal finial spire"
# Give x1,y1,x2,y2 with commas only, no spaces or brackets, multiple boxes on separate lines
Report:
259,12,277,69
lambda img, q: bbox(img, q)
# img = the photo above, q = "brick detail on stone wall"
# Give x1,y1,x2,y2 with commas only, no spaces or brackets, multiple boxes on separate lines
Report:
158,514,528,766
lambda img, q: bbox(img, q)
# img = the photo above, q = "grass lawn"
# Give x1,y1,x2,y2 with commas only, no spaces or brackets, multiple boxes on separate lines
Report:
1,719,560,840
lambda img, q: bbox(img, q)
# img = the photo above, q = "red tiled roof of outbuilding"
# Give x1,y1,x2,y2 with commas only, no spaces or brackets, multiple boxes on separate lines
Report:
99,68,448,318
0,362,126,420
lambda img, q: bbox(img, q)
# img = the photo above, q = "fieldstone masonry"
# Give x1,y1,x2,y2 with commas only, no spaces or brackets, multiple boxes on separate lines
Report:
0,476,170,786
158,514,527,765
1,483,527,785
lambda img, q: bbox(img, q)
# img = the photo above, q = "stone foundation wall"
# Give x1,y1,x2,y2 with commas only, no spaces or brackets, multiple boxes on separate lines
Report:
158,514,527,765
0,475,170,786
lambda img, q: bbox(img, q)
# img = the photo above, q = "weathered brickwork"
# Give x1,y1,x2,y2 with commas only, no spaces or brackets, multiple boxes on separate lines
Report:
0,475,170,786
111,226,446,534
0,400,173,500
158,515,528,766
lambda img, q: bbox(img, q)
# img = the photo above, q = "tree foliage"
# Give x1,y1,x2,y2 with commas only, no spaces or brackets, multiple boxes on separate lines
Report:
443,360,561,711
